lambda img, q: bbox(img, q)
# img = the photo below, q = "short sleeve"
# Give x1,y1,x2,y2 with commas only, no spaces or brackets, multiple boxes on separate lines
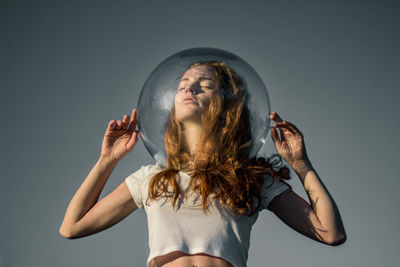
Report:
124,165,148,209
260,174,290,211
124,164,163,209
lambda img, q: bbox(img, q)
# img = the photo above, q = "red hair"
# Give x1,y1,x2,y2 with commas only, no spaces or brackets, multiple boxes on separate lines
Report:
146,61,292,216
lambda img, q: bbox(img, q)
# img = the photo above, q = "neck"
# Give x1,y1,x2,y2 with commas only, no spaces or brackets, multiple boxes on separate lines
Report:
181,122,204,157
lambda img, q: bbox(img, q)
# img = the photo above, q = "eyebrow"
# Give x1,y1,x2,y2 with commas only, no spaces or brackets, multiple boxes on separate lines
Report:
180,77,216,82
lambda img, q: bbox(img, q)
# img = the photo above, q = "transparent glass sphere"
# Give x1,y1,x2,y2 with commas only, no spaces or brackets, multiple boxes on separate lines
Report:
137,47,271,165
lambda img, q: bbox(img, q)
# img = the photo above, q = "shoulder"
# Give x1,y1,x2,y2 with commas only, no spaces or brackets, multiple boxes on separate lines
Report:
126,162,164,181
259,174,291,211
124,163,164,197
142,162,164,174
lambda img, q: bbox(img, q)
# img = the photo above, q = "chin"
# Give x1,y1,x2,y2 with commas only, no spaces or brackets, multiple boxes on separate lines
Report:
175,110,201,121
176,117,201,124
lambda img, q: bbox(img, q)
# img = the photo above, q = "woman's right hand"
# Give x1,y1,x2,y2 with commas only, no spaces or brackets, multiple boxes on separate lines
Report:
100,108,141,163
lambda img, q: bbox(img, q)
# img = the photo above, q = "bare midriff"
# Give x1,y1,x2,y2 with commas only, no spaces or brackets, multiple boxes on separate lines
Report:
148,251,235,267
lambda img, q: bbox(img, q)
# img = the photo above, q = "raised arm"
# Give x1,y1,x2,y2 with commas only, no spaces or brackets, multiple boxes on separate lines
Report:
267,111,346,245
59,157,140,239
268,161,346,245
59,109,141,238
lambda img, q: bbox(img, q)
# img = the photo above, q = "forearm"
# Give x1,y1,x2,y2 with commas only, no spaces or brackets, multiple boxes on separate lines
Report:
292,160,346,243
60,157,119,232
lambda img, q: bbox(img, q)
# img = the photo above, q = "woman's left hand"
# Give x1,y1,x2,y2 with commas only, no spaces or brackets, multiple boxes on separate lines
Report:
269,111,310,167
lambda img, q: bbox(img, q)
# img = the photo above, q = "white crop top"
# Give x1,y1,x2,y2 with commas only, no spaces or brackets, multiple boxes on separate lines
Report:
124,162,290,267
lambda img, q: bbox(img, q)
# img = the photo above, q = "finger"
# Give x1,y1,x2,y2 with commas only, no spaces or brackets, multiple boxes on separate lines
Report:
272,124,287,141
127,130,140,149
269,112,281,122
277,121,302,137
269,111,283,122
282,120,303,136
107,120,117,130
121,114,130,129
128,109,138,131
270,126,281,146
273,121,299,141
115,120,122,130
273,121,296,135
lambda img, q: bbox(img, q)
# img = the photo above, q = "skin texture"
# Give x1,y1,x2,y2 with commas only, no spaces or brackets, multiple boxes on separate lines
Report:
145,66,237,266
174,65,219,156
60,65,346,267
266,112,346,245
148,251,234,267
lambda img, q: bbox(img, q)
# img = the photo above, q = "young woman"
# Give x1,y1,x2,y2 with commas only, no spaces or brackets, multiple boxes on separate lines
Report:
59,62,346,267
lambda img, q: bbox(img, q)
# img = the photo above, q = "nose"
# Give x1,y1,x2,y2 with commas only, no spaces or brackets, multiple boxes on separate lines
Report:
184,85,196,94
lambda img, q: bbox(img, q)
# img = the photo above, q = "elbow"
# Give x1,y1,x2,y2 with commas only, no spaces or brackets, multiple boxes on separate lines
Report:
325,232,347,246
59,225,76,239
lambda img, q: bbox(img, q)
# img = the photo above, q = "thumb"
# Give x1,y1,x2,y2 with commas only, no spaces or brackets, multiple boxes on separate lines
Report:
270,127,281,147
126,130,140,150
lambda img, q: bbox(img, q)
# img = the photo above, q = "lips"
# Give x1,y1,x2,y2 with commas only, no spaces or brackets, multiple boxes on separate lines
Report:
183,97,197,103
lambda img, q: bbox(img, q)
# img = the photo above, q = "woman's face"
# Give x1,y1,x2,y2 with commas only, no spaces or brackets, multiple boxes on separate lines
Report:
174,65,219,124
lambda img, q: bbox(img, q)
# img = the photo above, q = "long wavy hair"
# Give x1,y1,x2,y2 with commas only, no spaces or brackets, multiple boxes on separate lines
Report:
145,61,292,216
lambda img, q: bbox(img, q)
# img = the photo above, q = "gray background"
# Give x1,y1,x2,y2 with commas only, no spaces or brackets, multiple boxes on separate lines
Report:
1,0,399,266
